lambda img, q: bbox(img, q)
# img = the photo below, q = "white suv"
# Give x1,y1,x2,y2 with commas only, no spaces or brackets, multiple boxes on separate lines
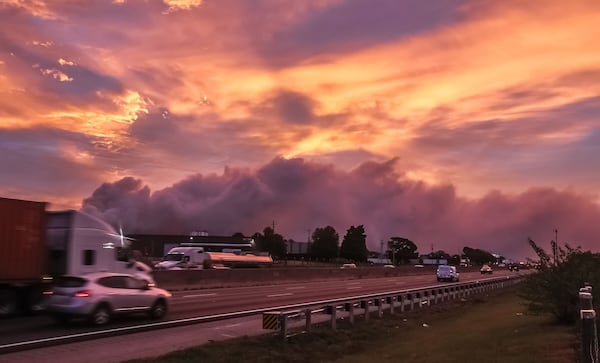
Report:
436,265,459,282
46,272,172,325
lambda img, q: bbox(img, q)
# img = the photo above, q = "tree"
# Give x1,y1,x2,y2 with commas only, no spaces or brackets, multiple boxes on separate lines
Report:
387,237,418,264
520,238,600,324
340,225,368,262
449,254,461,265
462,246,495,265
310,226,339,261
252,227,287,260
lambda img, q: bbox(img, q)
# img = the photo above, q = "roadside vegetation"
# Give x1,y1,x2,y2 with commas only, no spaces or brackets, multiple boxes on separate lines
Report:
129,288,576,363
521,238,600,324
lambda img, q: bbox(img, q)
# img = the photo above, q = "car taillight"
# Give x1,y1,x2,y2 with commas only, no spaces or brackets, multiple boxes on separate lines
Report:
74,290,91,298
43,290,53,295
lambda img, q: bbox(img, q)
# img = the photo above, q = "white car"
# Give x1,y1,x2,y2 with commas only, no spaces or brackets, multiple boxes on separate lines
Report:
436,265,459,282
480,265,493,274
46,272,171,325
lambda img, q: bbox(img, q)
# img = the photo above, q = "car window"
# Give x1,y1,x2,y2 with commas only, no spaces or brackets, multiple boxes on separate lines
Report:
125,276,147,289
97,276,128,289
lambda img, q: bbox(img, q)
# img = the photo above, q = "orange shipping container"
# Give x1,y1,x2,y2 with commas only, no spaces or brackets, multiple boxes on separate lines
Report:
0,197,47,282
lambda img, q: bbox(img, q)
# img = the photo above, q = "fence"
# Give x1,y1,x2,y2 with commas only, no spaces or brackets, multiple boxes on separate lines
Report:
263,275,523,340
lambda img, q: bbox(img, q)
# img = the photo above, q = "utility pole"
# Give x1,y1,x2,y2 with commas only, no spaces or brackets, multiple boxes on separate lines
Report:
380,239,384,262
552,228,558,266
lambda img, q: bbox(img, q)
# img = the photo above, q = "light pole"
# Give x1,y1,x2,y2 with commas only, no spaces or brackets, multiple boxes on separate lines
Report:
306,229,311,262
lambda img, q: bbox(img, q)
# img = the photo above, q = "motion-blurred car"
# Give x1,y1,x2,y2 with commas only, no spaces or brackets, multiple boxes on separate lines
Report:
508,264,520,272
46,272,171,325
436,265,459,282
341,263,357,269
480,265,493,274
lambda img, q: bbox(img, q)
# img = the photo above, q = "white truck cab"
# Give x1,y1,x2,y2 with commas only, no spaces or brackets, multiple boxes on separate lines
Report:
155,247,205,270
46,210,154,283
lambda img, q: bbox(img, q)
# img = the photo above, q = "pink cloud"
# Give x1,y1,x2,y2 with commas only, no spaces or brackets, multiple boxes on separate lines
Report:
82,158,600,260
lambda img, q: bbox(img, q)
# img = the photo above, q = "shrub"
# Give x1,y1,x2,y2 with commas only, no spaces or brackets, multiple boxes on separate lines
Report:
520,238,600,324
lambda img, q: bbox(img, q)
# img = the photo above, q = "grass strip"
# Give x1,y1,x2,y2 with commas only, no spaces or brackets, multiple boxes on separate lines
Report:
129,288,577,363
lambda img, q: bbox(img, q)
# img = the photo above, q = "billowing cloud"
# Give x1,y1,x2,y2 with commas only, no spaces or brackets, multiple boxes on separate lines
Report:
82,158,600,259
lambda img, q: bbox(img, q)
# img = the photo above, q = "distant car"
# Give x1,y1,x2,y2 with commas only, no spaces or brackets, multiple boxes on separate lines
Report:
480,265,493,274
341,263,357,269
383,264,396,268
46,272,172,325
509,264,520,272
414,264,425,268
436,265,459,282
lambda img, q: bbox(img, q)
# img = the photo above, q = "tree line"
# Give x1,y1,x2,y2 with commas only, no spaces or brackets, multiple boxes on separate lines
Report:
246,225,499,265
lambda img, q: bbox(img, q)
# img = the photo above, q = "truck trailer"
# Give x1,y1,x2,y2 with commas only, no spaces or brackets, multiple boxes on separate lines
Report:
0,197,153,317
155,246,273,270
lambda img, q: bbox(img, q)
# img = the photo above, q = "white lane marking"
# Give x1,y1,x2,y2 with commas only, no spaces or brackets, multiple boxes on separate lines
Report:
267,293,293,297
221,334,237,338
183,293,217,298
346,286,362,290
346,282,362,285
286,286,306,290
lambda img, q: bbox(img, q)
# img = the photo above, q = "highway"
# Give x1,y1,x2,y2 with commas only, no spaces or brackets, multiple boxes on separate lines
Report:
0,270,516,349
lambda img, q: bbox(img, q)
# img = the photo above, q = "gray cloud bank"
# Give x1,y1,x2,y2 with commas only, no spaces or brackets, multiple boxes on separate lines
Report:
82,157,600,259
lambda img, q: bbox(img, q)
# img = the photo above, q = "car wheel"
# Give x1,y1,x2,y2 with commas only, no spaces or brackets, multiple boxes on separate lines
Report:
149,300,167,319
90,304,111,326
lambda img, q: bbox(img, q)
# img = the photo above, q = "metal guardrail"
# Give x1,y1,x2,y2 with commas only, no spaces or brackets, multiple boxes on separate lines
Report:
263,275,523,339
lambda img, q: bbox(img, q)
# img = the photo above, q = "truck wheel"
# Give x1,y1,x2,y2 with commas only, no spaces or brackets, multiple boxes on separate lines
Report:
149,300,167,319
0,290,18,317
90,304,111,326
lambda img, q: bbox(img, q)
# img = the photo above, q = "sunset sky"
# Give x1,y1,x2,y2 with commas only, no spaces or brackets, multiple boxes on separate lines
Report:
1,0,599,258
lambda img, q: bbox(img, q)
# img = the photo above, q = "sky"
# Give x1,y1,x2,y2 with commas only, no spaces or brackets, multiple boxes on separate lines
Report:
1,0,599,259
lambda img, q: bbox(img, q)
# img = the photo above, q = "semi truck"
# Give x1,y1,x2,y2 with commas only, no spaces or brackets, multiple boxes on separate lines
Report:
0,197,153,317
155,245,273,270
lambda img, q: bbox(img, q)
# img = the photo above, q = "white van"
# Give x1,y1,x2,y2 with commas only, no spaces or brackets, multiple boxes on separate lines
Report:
436,265,459,282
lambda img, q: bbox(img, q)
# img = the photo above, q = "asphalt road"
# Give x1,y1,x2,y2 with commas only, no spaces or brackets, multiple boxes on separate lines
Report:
0,270,515,348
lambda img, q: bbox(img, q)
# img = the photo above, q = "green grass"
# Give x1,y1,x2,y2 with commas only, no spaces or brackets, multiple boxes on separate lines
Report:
129,288,577,363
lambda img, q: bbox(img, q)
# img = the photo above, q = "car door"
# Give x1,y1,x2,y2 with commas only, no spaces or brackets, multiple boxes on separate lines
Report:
123,276,154,311
96,276,130,311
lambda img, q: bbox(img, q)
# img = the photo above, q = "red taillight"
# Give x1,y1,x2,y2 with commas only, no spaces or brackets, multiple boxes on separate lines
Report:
74,290,91,298
43,290,53,295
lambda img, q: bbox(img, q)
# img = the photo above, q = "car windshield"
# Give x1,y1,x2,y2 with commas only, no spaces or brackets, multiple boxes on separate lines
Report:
163,253,184,261
438,266,452,271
